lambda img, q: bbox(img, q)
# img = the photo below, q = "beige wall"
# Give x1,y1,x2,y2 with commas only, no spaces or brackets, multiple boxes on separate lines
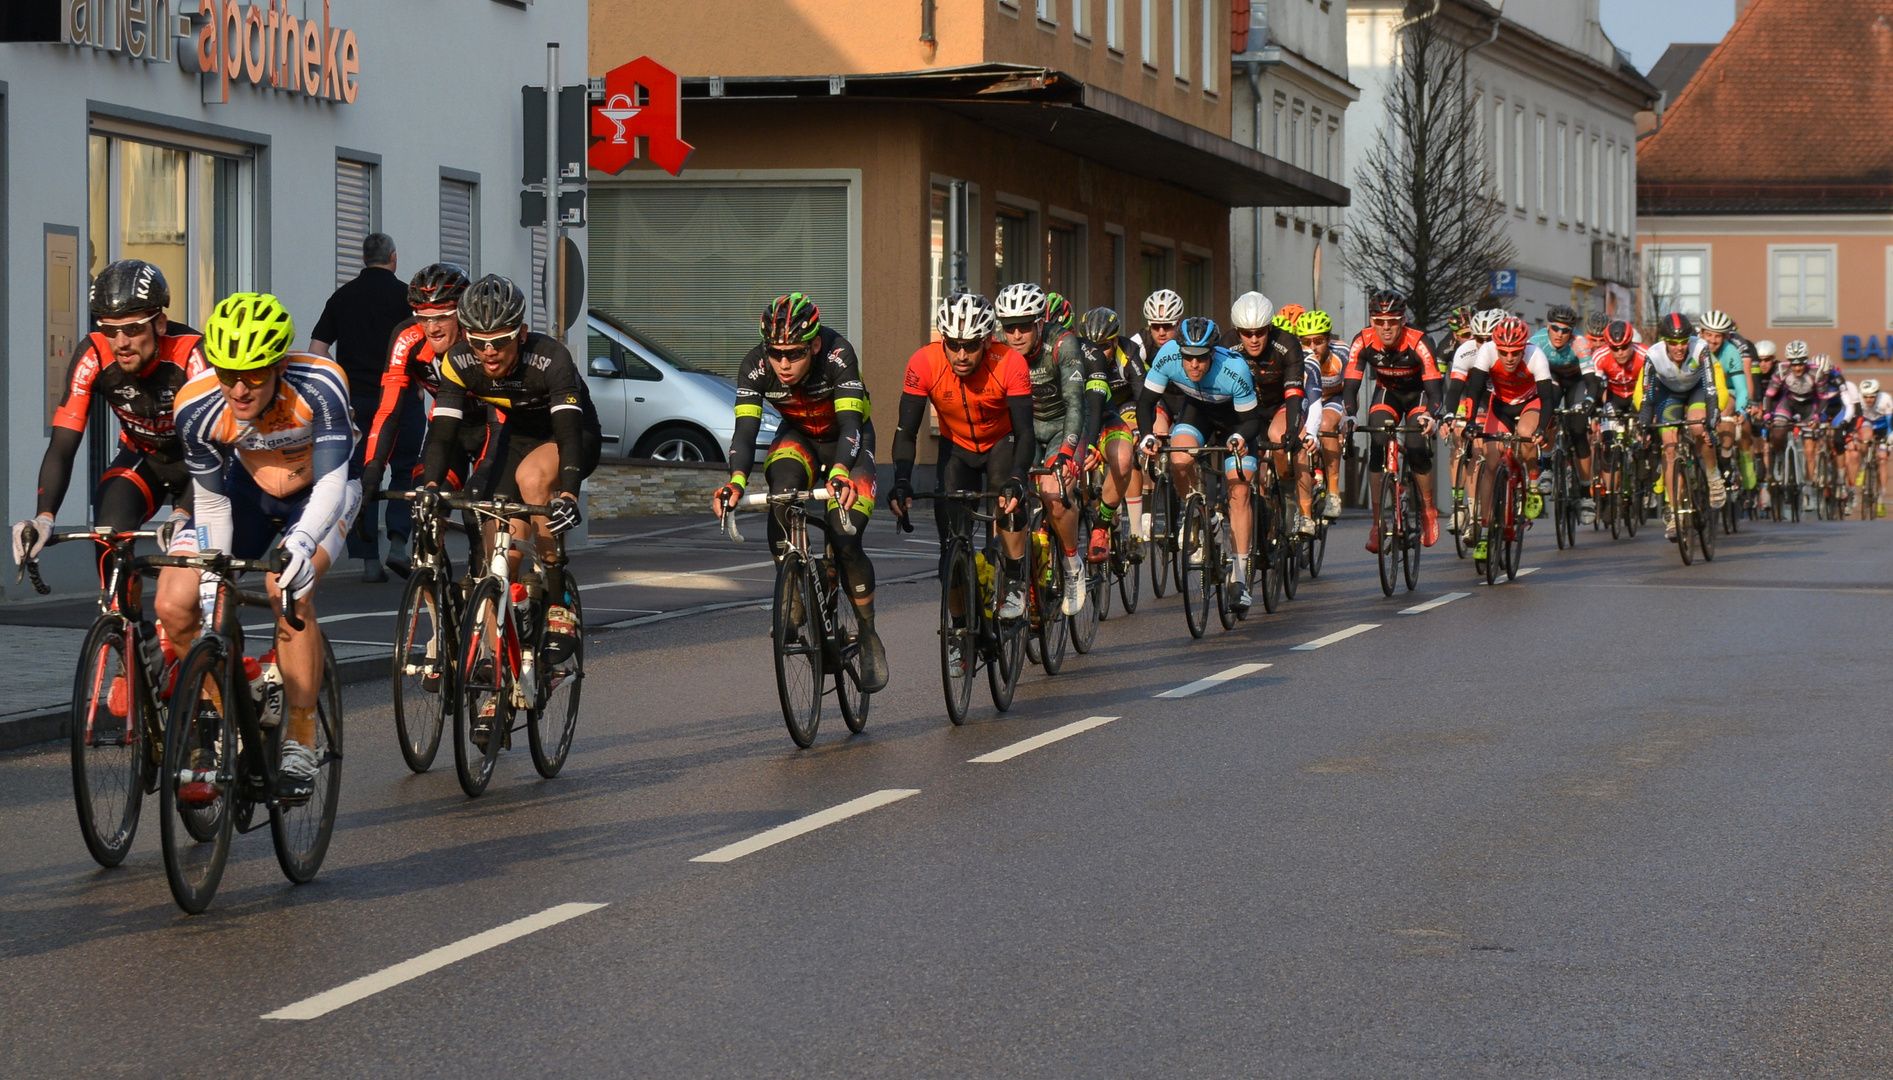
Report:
592,0,1228,137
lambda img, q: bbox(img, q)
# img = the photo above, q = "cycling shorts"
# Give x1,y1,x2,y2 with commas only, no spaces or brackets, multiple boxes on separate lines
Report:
97,448,192,532
1172,400,1258,474
764,427,877,518
1483,396,1541,436
487,425,603,502
940,435,1028,533
1367,383,1429,425
1651,382,1710,425
1100,407,1137,448
171,462,362,564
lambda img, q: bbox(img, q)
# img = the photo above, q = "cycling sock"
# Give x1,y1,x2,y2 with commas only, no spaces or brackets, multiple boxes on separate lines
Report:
1233,553,1250,580
1126,497,1146,536
1097,502,1117,525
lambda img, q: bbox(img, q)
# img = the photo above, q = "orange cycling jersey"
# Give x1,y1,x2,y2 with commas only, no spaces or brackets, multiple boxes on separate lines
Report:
902,341,1032,453
175,353,356,499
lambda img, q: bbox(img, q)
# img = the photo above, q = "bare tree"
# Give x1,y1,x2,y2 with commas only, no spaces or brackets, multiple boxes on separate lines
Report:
1344,10,1515,331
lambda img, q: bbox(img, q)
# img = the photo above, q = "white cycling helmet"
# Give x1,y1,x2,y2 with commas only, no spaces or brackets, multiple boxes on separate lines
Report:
1754,339,1778,359
994,282,1046,322
1814,353,1834,378
936,291,996,341
1229,291,1274,331
1698,309,1735,333
1785,340,1809,362
1143,289,1184,324
1469,309,1506,338
1863,378,1881,396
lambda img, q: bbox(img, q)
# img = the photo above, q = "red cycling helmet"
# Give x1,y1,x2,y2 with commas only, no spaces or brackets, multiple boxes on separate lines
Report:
1493,317,1530,349
1604,320,1635,349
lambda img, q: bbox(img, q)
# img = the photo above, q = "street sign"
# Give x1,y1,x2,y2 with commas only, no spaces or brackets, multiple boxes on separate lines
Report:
519,189,588,230
589,56,694,176
1489,269,1518,297
523,85,589,187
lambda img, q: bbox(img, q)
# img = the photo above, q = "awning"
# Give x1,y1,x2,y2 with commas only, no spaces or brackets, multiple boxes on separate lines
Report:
683,64,1348,209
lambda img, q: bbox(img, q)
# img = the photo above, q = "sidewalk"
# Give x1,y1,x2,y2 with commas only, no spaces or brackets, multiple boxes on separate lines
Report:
1,512,944,750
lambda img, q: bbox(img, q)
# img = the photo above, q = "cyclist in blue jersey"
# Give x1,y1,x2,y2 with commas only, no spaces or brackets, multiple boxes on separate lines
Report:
1696,310,1755,495
1136,317,1264,611
1528,305,1600,524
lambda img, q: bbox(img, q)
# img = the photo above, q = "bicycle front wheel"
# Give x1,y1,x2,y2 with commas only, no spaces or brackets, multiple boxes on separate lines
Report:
940,540,977,726
1401,481,1421,592
529,577,584,776
1377,475,1399,597
772,552,824,748
1181,497,1212,638
988,555,1025,712
1309,519,1329,578
1693,463,1718,563
1115,528,1142,614
272,635,343,884
160,638,235,914
1552,448,1573,550
453,578,511,797
71,615,146,868
1277,492,1300,603
1146,473,1173,598
392,569,450,773
1035,566,1068,674
1071,560,1101,654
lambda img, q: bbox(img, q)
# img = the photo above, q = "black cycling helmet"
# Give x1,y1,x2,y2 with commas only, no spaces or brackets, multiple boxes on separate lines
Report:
409,263,471,313
1585,310,1610,337
1079,306,1121,346
1604,320,1635,349
1546,304,1579,328
457,274,528,334
1367,288,1407,317
90,259,170,320
1657,312,1692,342
1177,316,1219,357
760,292,821,345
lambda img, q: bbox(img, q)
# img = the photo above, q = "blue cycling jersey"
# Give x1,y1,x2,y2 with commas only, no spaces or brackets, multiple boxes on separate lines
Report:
1145,343,1259,412
1710,340,1749,411
1528,327,1594,376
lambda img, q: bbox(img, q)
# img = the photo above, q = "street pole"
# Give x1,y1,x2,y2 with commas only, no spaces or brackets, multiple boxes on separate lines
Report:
546,42,562,347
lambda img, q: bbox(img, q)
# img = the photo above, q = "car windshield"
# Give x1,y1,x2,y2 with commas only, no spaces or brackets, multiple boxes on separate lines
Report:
621,323,718,376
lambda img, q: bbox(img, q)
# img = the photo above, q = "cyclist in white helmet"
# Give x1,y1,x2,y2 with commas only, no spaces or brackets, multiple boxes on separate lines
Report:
1127,290,1185,540
1861,377,1892,516
995,282,1089,616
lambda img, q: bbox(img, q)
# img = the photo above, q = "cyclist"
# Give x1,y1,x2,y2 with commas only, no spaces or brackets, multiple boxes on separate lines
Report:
1593,319,1645,414
1296,310,1349,521
713,293,886,692
152,293,360,803
1829,361,1865,509
1076,307,1149,562
1530,304,1600,524
1696,310,1754,497
1343,288,1441,550
1442,309,1502,534
1580,310,1610,364
15,260,205,580
418,275,602,698
889,292,1036,638
359,263,495,552
1746,338,1780,502
995,282,1088,615
1861,377,1892,516
1638,312,1726,541
1762,342,1827,510
1454,316,1554,559
1131,289,1185,364
1229,291,1318,535
1136,317,1263,612
1430,306,1475,375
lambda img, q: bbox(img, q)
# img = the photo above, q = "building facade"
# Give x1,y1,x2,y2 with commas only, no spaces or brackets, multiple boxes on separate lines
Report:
586,0,1345,436
1,0,586,597
1637,0,1893,373
1230,0,1359,319
1345,0,1655,330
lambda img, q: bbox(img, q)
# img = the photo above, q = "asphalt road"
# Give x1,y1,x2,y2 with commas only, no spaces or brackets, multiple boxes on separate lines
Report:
5,510,1893,1078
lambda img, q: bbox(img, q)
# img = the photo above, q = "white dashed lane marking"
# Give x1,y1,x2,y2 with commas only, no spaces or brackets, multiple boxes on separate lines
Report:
691,789,922,863
1154,664,1273,699
969,716,1121,762
1399,592,1470,614
1291,623,1380,651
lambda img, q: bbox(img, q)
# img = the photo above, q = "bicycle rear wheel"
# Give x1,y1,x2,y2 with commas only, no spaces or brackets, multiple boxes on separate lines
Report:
160,638,235,914
1147,473,1173,599
939,540,977,726
831,584,870,735
272,636,343,884
1035,570,1068,675
1181,497,1212,638
392,569,450,773
772,552,824,748
1277,490,1300,602
1215,511,1236,631
1115,527,1142,614
988,556,1025,712
1376,475,1399,597
1693,463,1717,563
453,579,510,796
528,578,584,776
1309,519,1329,578
1552,447,1573,550
71,615,149,868
1071,560,1101,653
1401,481,1421,592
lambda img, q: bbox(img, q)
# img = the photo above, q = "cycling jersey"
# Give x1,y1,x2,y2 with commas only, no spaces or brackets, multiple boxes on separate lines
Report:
1470,342,1554,406
425,332,600,495
1310,341,1350,405
1137,344,1263,447
40,326,207,516
1079,337,1151,447
1866,390,1893,435
1594,345,1646,401
174,353,356,558
731,327,869,483
361,316,493,475
1834,379,1863,426
1343,325,1440,413
1644,338,1718,396
1020,329,1086,453
901,341,1031,454
1237,324,1313,420
1708,339,1750,411
1528,327,1596,378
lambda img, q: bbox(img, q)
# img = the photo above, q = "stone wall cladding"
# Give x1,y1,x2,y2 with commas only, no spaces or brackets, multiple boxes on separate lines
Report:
587,458,726,518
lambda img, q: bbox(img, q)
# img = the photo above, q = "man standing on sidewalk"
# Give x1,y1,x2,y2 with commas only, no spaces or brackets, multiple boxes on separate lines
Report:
310,233,414,582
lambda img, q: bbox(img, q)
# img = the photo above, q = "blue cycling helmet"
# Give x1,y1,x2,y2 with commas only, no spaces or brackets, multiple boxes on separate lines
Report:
1178,316,1219,357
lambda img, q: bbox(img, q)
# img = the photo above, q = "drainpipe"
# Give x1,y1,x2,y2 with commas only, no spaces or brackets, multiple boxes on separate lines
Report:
920,0,936,47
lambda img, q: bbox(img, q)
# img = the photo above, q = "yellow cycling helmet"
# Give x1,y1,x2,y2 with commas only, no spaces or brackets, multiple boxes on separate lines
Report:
1296,310,1333,337
203,292,295,370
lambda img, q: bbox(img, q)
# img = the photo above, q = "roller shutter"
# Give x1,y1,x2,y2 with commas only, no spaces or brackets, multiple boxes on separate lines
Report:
334,158,373,288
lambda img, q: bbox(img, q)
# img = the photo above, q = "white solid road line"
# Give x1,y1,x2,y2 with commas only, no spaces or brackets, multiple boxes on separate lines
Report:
261,902,608,1021
692,789,922,863
1291,623,1380,651
1399,592,1470,614
1479,566,1539,586
1154,664,1272,699
969,716,1121,762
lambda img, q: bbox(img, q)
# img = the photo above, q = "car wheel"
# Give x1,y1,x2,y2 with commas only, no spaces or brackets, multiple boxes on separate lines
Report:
639,425,723,463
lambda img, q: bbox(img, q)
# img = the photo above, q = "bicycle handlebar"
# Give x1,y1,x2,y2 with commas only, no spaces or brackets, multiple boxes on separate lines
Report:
142,548,304,630
15,526,164,595
721,489,857,544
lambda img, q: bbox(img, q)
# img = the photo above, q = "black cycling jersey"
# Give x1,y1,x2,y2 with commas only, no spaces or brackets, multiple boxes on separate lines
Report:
730,327,870,480
1079,336,1150,447
39,325,205,517
424,331,600,495
1239,324,1310,420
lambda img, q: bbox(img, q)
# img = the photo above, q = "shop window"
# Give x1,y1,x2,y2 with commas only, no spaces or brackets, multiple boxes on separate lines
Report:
335,157,376,288
87,129,249,330
1046,220,1082,308
1645,246,1707,322
1179,254,1208,321
995,207,1033,289
1771,247,1835,327
440,175,478,274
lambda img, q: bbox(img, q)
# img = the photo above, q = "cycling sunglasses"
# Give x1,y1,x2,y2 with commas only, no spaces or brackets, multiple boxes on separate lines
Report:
765,343,815,361
942,337,986,355
466,330,520,352
98,312,161,339
213,365,276,388
1546,323,1575,335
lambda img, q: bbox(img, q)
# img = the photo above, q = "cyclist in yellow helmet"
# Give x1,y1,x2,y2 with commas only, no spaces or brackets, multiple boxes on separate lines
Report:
154,292,361,804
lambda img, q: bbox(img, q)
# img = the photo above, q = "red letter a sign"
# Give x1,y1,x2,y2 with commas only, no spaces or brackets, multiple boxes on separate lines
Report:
589,57,695,176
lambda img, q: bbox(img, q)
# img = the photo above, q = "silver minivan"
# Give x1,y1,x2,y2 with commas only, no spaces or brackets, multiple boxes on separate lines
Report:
584,308,777,462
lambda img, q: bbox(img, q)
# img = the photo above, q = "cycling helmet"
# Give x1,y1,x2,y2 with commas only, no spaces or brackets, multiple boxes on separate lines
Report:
1755,339,1778,359
1864,378,1882,396
1697,309,1735,333
458,274,528,334
1229,291,1274,331
202,292,295,371
760,292,822,345
1604,320,1636,349
1814,354,1834,378
1272,303,1306,331
994,282,1046,323
408,263,471,314
1585,310,1609,337
1546,304,1579,328
1657,312,1692,342
1177,317,1219,357
1295,310,1333,338
90,259,170,319
1367,288,1407,316
1446,305,1475,334
1492,316,1530,350
1469,309,1505,338
937,291,996,341
1043,291,1075,333
1079,306,1121,345
1785,339,1809,363
1144,289,1184,323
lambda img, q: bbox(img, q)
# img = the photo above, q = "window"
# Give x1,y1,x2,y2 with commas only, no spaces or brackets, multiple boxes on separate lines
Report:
1107,0,1122,49
1492,99,1505,203
1037,0,1055,23
1556,122,1568,222
1141,245,1173,312
439,174,477,274
1074,0,1088,37
89,130,250,330
1573,129,1585,227
1590,133,1600,232
1645,246,1707,321
1202,0,1216,92
1173,0,1188,81
1534,115,1546,219
930,185,949,334
995,207,1033,288
1179,253,1208,319
1290,105,1303,168
335,157,375,288
1772,246,1835,326
1046,219,1083,306
1108,227,1127,315
1620,145,1633,237
1272,93,1285,156
1604,141,1615,237
1141,0,1155,65
1513,106,1525,212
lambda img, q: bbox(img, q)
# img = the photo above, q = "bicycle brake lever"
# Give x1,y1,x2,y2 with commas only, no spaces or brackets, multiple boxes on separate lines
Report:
721,512,745,544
